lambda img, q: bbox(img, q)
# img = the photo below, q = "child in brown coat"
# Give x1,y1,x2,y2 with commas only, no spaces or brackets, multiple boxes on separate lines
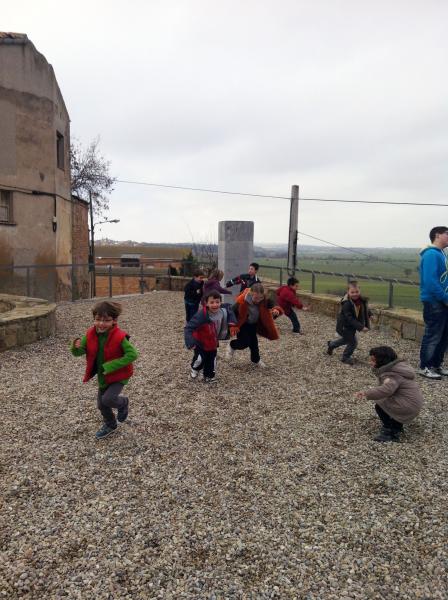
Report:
355,346,424,443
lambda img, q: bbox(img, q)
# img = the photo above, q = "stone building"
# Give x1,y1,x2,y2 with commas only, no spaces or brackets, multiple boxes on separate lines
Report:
0,32,89,301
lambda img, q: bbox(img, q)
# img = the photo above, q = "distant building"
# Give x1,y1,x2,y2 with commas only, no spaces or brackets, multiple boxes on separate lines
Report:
0,32,89,301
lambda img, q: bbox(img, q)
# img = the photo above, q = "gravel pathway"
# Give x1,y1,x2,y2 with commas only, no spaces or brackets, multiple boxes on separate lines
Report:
1,292,447,599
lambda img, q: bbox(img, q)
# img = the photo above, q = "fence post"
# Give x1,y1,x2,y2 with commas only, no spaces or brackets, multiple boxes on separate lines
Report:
26,267,31,297
108,265,113,298
140,264,144,294
311,272,316,294
388,281,394,308
280,267,283,286
71,265,76,302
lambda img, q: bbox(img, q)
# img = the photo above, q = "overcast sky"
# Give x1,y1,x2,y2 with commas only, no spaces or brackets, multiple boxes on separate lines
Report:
4,1,448,247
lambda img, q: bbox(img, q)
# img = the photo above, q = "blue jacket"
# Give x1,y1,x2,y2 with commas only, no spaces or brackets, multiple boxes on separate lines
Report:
419,246,448,304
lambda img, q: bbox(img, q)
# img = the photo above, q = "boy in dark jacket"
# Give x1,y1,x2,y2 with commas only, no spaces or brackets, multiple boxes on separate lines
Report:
225,262,261,293
327,281,371,365
71,301,138,440
184,290,238,383
276,277,309,333
184,270,205,321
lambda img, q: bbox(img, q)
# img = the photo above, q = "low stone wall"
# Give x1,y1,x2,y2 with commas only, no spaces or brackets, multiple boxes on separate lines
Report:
0,294,56,352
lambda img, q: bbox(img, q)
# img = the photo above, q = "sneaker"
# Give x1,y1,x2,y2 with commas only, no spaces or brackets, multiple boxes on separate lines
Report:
341,357,355,365
117,398,129,423
204,377,217,384
417,367,442,380
253,360,266,368
95,424,117,440
190,368,200,379
433,366,448,377
326,341,334,356
373,428,400,443
292,330,303,335
225,345,235,360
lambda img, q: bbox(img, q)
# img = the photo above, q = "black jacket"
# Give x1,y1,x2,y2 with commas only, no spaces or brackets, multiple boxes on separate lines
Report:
184,278,204,304
226,273,261,293
336,294,371,335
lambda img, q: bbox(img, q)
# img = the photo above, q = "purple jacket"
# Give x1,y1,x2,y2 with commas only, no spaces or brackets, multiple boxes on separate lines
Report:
202,278,232,302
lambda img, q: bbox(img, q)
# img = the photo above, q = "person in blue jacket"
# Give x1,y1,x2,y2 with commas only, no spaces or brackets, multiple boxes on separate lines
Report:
418,226,448,379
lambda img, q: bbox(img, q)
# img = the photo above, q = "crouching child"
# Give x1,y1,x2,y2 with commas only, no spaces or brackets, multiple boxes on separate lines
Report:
71,301,138,440
184,290,238,383
355,346,424,443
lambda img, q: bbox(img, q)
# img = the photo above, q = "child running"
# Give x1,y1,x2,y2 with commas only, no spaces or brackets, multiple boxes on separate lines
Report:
276,277,309,334
226,283,283,367
225,262,261,292
327,280,371,364
71,301,138,440
184,290,238,383
202,269,232,303
183,269,205,321
355,346,424,442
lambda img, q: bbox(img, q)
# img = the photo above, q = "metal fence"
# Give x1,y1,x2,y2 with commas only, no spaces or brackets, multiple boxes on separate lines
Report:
257,264,420,309
0,261,421,309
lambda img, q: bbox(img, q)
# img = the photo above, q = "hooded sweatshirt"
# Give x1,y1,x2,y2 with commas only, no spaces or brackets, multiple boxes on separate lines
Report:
364,359,423,424
419,245,448,304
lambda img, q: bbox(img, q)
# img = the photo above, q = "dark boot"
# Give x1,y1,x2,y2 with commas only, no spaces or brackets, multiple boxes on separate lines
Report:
341,356,355,365
326,341,334,355
374,428,399,443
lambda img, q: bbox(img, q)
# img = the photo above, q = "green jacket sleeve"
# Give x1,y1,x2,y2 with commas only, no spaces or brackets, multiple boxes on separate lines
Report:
70,335,87,357
103,337,138,374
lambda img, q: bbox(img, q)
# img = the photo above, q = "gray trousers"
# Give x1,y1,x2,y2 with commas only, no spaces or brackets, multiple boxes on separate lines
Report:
329,329,358,360
97,383,127,428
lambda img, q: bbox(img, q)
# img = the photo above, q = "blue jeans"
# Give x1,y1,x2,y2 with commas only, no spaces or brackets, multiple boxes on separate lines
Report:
287,310,301,332
419,301,448,369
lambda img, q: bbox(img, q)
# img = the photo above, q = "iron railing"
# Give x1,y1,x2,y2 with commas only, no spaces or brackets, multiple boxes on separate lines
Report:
0,261,420,309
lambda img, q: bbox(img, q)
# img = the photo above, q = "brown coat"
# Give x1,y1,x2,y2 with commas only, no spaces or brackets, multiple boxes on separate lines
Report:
365,359,424,424
234,289,283,340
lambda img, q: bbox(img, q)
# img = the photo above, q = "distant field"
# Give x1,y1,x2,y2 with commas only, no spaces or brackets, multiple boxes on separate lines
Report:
257,256,421,310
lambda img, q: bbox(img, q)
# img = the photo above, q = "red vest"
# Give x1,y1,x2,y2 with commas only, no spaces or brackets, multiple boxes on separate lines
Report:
83,325,133,384
192,306,219,351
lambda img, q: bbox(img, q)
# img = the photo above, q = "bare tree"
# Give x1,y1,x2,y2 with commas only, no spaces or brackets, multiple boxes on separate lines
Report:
70,137,116,217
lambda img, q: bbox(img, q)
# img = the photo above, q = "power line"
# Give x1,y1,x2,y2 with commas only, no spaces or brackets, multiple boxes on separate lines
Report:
297,230,415,270
116,178,448,207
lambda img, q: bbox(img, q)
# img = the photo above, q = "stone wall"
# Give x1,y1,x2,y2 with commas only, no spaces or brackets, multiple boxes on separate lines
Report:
0,293,56,352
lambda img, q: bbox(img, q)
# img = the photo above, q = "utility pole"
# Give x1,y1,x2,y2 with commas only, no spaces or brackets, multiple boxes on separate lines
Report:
287,185,299,276
89,191,96,297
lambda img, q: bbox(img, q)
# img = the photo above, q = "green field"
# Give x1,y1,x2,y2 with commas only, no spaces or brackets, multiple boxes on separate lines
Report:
257,256,421,310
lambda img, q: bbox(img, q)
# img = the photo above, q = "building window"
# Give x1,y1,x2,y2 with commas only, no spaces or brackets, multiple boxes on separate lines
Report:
56,131,65,170
0,190,13,224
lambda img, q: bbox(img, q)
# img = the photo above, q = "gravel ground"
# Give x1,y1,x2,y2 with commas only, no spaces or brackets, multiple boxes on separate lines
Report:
1,291,447,600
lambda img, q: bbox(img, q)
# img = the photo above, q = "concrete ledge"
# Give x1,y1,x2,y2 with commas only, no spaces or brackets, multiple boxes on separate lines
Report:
0,294,56,352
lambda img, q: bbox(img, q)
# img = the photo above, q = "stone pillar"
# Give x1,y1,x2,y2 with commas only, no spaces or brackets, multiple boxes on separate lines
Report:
218,221,254,300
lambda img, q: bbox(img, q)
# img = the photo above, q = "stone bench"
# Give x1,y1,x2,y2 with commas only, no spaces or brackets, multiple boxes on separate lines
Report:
0,294,56,352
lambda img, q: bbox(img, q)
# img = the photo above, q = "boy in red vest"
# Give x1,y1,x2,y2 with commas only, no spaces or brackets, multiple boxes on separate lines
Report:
71,301,138,439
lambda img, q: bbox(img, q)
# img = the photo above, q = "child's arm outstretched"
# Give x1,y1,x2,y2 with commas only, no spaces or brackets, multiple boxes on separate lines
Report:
355,376,400,400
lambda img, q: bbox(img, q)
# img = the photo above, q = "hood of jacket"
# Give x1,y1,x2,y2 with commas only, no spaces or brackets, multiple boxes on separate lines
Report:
376,359,415,380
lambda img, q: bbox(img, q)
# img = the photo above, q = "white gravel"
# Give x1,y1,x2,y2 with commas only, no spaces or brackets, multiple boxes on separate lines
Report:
1,291,447,599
